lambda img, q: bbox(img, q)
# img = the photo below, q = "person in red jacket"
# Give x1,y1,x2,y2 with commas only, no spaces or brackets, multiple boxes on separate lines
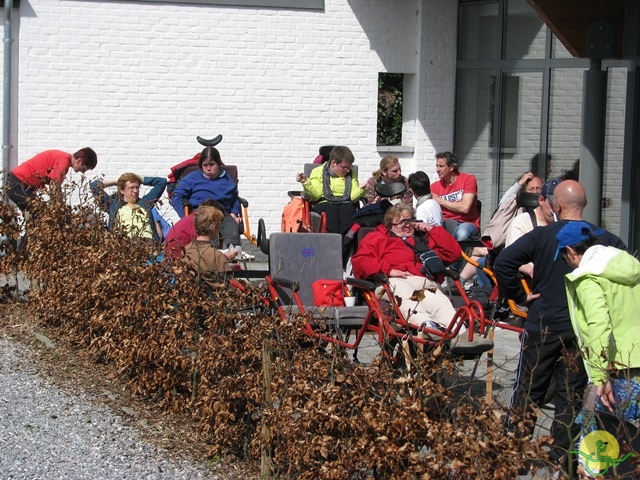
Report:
351,203,461,330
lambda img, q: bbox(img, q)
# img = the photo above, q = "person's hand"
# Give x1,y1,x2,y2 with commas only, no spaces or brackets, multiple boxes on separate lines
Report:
296,172,307,183
596,382,616,414
389,269,411,278
224,250,238,261
520,263,534,278
413,221,427,232
518,172,534,186
230,213,242,225
432,193,442,204
526,292,540,303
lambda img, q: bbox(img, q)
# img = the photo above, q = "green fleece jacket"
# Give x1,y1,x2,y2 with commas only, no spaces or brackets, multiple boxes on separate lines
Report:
302,165,365,203
565,245,640,385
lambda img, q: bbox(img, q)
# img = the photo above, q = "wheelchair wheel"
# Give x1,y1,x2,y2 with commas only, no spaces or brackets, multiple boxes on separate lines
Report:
257,218,266,248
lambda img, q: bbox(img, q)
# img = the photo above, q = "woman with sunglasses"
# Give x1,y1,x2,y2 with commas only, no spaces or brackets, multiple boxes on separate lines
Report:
351,203,461,330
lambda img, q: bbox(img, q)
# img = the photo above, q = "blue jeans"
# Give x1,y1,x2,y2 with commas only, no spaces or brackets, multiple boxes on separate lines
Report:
219,213,241,248
453,222,478,241
476,256,492,286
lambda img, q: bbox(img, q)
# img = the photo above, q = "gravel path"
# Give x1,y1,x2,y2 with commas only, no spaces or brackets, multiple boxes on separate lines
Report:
0,335,215,480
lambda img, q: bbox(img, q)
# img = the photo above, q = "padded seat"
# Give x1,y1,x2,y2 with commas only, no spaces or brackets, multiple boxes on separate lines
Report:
279,305,371,328
268,232,369,329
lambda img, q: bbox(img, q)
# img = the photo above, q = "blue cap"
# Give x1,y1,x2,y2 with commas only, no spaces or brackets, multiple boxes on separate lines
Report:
541,177,561,204
554,221,603,260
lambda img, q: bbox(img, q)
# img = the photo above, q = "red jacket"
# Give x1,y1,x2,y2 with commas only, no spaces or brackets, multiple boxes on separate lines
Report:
351,224,461,280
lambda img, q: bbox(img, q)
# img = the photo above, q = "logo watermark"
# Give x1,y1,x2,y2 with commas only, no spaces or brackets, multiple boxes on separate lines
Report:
570,430,637,477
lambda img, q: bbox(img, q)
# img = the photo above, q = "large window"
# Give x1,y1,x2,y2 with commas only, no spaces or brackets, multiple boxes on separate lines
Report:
455,0,590,225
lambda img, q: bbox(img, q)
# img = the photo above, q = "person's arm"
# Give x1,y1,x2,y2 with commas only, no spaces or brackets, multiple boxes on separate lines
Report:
494,232,537,305
574,278,614,387
141,176,167,206
48,155,73,185
349,174,366,203
229,179,241,216
170,175,192,218
362,176,377,204
498,182,522,206
351,233,390,279
434,192,476,214
499,173,534,205
424,225,461,265
90,178,117,211
298,167,323,201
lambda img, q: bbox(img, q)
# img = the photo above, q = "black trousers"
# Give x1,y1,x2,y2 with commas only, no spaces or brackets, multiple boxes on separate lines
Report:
5,173,35,213
510,328,588,464
312,202,356,235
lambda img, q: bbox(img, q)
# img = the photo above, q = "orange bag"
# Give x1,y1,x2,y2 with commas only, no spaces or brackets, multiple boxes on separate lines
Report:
281,197,306,233
312,279,345,306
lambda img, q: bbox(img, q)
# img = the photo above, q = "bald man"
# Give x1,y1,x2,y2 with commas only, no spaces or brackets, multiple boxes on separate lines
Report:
494,179,626,472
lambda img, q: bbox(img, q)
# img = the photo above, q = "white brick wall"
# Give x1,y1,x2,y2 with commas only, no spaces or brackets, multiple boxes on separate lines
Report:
0,0,455,236
6,0,623,241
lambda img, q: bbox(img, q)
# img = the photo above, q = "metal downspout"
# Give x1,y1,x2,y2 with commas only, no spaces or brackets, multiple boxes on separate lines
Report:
579,21,614,227
2,0,13,192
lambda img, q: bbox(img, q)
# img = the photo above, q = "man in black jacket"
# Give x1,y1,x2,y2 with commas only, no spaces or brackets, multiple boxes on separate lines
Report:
494,179,626,472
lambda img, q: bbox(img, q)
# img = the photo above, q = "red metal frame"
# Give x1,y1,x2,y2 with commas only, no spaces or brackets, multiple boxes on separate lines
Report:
364,281,488,348
266,275,389,351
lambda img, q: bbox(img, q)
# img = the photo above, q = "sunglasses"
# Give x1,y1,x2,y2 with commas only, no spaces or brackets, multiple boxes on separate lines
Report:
392,218,416,227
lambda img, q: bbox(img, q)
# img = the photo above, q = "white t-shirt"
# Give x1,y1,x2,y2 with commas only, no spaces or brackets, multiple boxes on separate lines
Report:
415,196,443,226
505,210,536,247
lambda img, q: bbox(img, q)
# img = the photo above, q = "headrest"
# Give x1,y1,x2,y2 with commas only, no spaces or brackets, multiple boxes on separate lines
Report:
197,134,223,147
374,181,406,198
516,191,539,209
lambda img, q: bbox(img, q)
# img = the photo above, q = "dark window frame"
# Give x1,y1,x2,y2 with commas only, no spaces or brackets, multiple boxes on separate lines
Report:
122,0,324,9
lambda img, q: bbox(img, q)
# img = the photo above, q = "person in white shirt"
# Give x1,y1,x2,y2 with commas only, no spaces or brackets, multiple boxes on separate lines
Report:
408,171,443,226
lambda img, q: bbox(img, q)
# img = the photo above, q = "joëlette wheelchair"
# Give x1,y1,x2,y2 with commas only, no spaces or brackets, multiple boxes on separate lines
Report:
167,134,260,248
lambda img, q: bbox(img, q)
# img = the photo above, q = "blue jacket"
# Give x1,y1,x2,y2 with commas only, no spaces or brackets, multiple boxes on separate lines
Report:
90,176,167,242
170,170,240,218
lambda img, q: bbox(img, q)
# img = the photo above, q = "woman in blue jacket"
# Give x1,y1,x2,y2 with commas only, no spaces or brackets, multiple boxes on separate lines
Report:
170,146,242,251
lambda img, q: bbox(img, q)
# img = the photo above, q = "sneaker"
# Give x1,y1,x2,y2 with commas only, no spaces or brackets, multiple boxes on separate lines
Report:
236,251,255,261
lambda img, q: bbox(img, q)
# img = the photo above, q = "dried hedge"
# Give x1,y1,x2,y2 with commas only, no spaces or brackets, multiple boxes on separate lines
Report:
0,184,546,479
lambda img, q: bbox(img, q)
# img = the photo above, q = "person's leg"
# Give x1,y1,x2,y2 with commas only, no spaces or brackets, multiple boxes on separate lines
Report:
389,276,457,330
609,369,640,423
475,256,492,286
548,331,588,470
219,213,241,249
388,276,437,328
509,330,557,434
459,260,478,284
5,173,34,213
453,222,478,241
312,202,340,234
424,288,460,331
335,203,357,235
